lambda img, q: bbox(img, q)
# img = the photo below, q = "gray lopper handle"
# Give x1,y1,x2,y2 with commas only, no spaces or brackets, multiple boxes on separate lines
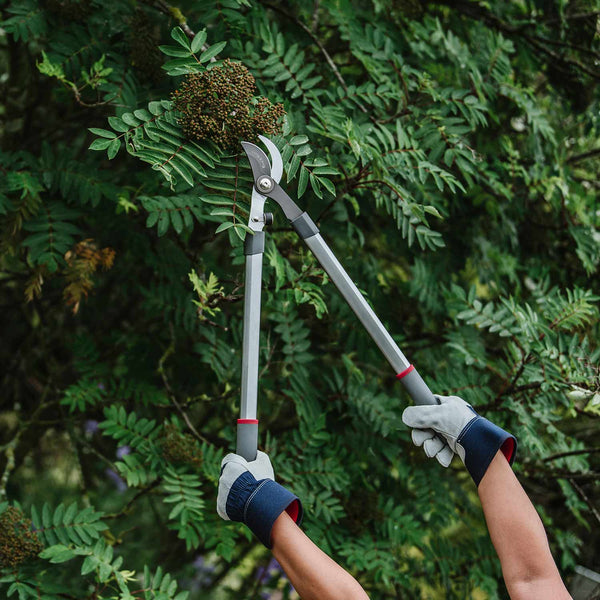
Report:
398,367,440,406
236,421,258,462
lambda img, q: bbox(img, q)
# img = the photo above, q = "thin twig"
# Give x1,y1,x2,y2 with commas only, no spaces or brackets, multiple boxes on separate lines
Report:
544,11,600,25
569,477,600,526
158,326,210,445
104,480,162,520
567,147,600,164
543,448,600,462
261,1,357,100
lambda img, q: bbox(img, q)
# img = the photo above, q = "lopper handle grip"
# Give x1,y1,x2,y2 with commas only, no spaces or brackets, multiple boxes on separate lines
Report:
236,420,258,462
397,366,440,406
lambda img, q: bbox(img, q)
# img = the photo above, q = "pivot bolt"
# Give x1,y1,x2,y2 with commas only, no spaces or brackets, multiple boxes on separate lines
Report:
257,176,274,193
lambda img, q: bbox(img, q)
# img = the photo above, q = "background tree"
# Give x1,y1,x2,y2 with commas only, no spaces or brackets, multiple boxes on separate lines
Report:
1,0,599,598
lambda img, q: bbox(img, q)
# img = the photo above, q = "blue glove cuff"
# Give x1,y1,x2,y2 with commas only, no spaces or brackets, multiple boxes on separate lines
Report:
458,416,517,486
225,472,303,548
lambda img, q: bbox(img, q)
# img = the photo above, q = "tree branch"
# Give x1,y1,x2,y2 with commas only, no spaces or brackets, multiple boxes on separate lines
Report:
567,147,600,164
429,0,600,80
260,1,357,99
569,477,600,526
158,326,211,445
542,448,600,462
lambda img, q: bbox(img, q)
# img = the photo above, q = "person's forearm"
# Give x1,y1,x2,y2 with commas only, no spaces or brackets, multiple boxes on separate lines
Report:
271,511,369,600
478,451,571,600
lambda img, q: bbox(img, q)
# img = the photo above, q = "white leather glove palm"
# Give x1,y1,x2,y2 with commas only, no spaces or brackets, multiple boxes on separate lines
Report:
402,395,516,486
217,451,274,520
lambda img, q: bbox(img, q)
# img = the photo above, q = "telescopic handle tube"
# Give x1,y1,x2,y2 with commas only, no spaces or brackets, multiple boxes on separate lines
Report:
293,213,438,407
236,233,266,461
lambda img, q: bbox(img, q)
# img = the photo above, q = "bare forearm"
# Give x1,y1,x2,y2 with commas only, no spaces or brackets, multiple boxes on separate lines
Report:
478,452,571,600
271,512,369,600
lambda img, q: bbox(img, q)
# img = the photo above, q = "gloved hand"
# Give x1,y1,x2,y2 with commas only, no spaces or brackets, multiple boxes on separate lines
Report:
217,451,302,548
402,395,517,486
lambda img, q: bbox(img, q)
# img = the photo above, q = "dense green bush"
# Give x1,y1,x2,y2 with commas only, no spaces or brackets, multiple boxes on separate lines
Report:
1,0,599,598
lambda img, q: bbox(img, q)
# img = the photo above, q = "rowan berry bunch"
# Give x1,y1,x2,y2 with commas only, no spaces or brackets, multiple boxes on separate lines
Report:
159,423,204,470
128,9,163,84
0,507,43,568
172,60,285,151
44,0,92,21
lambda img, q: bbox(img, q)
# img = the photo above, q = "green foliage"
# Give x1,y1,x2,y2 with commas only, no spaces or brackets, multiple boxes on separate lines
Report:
30,503,107,547
22,202,81,272
162,468,205,550
1,0,599,598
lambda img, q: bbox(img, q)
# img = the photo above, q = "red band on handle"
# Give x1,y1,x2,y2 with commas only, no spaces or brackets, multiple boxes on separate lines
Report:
396,365,415,380
237,419,259,424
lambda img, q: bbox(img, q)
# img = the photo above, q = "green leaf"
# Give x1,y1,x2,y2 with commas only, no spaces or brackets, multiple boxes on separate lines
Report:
89,138,113,151
171,26,191,50
88,128,116,139
298,168,309,198
290,135,309,145
191,30,207,54
133,109,153,122
107,139,121,160
199,42,227,63
159,45,192,57
108,116,130,133
215,222,234,234
40,545,76,564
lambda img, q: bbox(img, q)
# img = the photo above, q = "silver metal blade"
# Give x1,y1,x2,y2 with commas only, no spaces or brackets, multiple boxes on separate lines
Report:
258,135,283,184
241,141,271,181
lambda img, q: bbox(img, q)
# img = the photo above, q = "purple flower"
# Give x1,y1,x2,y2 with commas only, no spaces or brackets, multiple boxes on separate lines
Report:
97,382,106,391
116,446,131,459
193,556,215,574
185,555,215,591
105,468,127,492
84,420,99,434
267,558,283,575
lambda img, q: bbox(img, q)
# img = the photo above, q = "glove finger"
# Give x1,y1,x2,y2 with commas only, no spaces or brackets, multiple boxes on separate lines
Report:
423,435,445,458
435,445,454,468
411,428,435,447
438,394,473,412
248,451,275,481
216,480,231,521
402,405,444,431
221,453,248,472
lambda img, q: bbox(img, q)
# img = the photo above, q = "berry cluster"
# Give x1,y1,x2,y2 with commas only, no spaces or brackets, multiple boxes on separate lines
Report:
0,507,43,568
44,0,92,21
172,60,285,151
159,423,204,470
342,489,384,536
128,10,163,84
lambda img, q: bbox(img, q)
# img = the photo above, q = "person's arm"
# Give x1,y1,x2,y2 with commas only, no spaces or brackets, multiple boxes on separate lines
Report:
402,395,571,600
217,451,369,600
478,451,571,600
271,511,369,600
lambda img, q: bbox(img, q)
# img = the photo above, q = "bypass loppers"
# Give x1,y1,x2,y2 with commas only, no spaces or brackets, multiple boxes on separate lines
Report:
236,135,439,461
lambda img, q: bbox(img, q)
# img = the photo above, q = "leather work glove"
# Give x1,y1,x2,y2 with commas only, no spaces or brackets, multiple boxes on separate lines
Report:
217,451,302,548
402,395,517,486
